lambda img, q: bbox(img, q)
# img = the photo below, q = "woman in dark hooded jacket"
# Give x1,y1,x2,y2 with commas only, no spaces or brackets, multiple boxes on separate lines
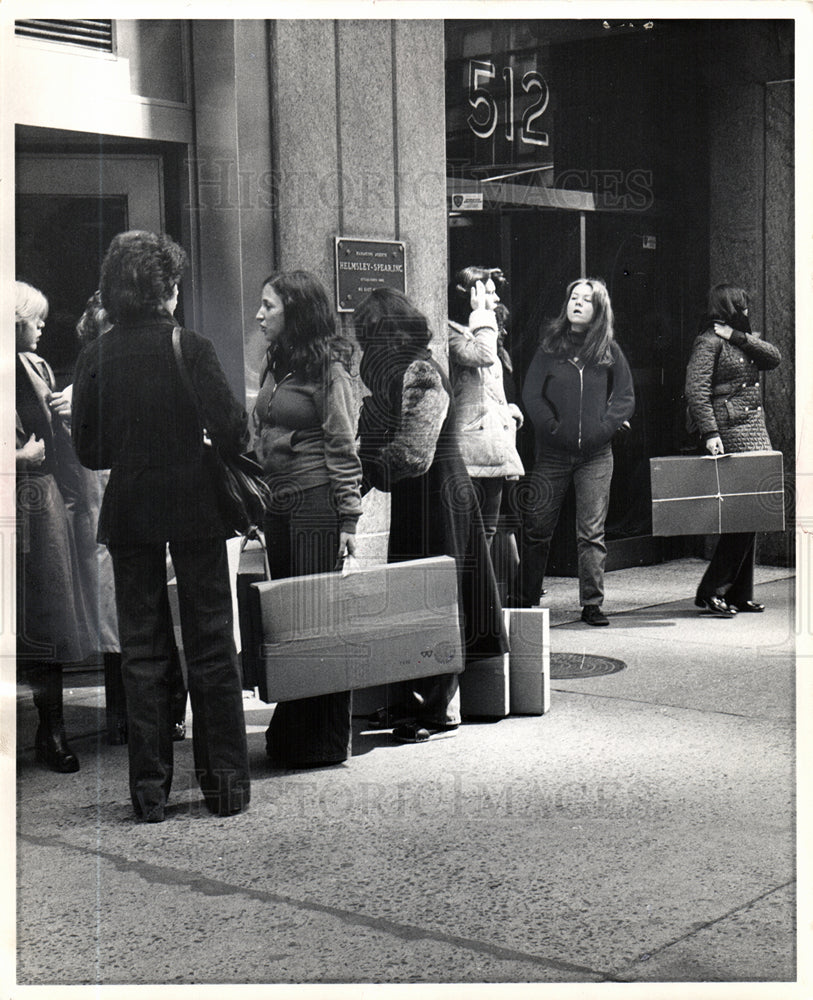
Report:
516,278,634,625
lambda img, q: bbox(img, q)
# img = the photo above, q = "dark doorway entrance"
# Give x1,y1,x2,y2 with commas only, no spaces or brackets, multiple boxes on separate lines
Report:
16,149,166,387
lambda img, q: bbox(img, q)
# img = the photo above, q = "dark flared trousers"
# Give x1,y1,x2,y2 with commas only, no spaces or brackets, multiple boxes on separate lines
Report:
110,538,250,817
696,532,756,606
263,483,352,767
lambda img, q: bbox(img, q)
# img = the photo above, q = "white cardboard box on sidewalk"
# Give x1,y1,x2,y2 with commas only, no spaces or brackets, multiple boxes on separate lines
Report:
505,608,550,715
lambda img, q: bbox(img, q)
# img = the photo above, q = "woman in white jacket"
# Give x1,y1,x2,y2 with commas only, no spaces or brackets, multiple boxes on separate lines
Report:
448,266,524,546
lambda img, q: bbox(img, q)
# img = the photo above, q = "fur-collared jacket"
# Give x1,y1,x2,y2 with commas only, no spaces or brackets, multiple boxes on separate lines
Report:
685,327,780,453
357,347,507,663
448,308,524,479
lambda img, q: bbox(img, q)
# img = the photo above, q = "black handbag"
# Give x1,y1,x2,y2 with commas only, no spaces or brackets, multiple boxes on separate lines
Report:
172,326,272,536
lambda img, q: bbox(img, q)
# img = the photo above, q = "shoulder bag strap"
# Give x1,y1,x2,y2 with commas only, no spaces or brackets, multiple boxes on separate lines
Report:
171,326,207,438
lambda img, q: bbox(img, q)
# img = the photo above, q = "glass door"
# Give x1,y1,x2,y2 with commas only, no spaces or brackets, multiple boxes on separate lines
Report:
16,152,164,386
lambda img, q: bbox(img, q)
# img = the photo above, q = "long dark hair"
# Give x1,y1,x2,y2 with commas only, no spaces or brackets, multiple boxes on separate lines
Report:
99,230,187,323
262,270,353,381
539,278,615,366
354,287,432,394
704,283,751,334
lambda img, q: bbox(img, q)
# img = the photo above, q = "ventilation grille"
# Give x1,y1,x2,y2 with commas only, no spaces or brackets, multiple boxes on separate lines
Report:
15,19,113,52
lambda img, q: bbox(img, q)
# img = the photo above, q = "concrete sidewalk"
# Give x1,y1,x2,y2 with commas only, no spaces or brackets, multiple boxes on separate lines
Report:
12,558,796,988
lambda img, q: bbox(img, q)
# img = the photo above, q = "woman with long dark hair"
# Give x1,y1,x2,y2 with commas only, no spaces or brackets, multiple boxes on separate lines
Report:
515,278,635,624
72,230,251,821
685,283,781,617
254,270,363,767
355,287,507,742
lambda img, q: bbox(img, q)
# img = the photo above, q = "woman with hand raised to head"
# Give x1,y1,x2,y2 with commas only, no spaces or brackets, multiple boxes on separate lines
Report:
685,282,781,618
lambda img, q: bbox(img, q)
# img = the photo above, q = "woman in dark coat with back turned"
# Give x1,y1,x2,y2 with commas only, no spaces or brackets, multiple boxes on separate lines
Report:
685,282,781,617
72,230,251,821
354,287,508,743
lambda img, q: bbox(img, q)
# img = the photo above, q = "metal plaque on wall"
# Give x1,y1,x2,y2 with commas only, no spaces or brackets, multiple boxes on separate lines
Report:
335,237,406,312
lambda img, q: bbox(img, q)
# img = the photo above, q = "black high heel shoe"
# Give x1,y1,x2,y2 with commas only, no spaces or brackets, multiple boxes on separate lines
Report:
695,595,737,618
730,600,765,613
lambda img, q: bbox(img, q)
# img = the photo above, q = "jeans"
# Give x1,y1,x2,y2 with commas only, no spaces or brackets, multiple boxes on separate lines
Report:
110,538,250,818
517,444,613,607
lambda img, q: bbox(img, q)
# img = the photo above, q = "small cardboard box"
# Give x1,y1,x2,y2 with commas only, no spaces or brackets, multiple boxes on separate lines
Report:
460,654,510,719
650,450,784,536
253,556,463,703
505,608,550,716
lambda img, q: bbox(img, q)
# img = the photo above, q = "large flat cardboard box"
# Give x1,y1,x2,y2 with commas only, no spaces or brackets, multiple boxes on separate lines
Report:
505,608,550,715
253,556,464,703
650,450,784,536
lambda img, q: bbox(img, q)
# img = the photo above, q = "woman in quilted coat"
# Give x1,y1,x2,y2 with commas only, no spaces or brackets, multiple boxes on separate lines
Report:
685,283,781,617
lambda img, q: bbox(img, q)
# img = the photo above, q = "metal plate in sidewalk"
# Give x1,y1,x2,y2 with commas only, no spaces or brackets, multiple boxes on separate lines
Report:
550,653,626,679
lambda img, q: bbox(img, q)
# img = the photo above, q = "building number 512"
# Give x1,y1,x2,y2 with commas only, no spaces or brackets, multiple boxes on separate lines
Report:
467,59,550,146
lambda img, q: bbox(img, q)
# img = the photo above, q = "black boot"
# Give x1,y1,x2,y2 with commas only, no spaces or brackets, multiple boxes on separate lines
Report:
104,652,128,745
32,666,80,773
